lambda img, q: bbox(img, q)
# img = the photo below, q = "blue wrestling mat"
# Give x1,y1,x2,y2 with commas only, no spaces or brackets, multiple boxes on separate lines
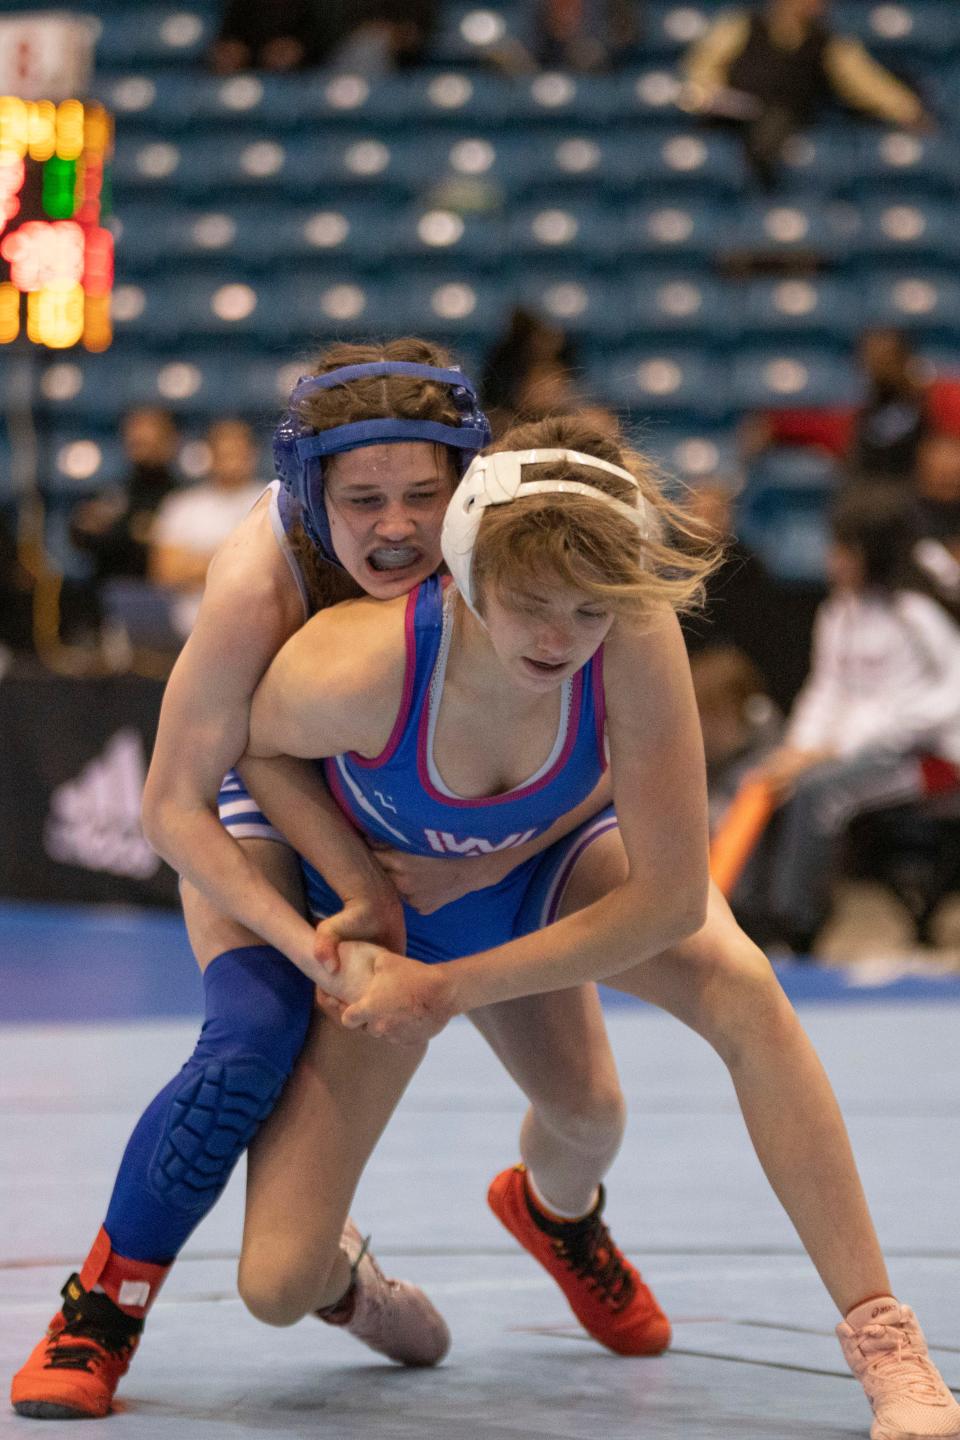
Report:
2,900,960,1023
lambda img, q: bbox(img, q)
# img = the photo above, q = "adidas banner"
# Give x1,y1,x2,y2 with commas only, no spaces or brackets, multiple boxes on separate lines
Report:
0,666,179,906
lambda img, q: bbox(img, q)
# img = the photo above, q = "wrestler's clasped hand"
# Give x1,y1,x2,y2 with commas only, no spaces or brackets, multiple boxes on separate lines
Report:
316,940,455,1046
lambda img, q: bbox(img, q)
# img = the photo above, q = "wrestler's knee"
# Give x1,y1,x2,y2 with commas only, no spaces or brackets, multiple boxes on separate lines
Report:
540,1068,627,1153
691,933,797,1067
238,1239,341,1327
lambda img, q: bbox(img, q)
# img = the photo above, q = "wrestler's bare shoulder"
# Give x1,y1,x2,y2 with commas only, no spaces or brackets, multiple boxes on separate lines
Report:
291,591,409,696
201,492,305,638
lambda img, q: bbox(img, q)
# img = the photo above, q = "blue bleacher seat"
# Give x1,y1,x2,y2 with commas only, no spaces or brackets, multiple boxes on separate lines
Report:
516,275,628,341
832,1,960,59
777,127,862,195
93,6,214,67
101,70,304,132
863,271,960,343
731,348,863,411
723,196,858,264
44,433,127,495
623,274,732,344
853,199,960,268
507,203,618,267
430,3,534,66
634,426,741,483
610,128,746,197
739,448,839,583
738,277,862,348
619,198,731,265
589,348,729,422
641,4,716,57
851,131,960,196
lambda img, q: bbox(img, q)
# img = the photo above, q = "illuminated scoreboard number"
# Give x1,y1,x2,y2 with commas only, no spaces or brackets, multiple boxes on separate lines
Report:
0,97,113,351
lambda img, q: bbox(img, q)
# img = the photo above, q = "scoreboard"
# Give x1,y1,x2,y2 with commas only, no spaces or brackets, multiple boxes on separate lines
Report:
0,96,113,351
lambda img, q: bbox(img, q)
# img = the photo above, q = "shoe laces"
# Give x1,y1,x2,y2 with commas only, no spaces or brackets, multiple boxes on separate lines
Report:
551,1214,635,1311
42,1277,141,1372
856,1313,945,1403
44,1316,135,1371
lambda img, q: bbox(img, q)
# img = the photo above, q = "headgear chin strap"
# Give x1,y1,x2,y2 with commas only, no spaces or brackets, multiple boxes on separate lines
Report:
272,360,492,565
441,448,654,619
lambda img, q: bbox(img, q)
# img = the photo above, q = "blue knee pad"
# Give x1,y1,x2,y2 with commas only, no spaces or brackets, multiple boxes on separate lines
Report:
104,945,314,1263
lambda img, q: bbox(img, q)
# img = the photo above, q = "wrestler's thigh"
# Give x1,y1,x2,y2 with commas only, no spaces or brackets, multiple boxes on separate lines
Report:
469,826,628,1104
242,1009,426,1270
180,838,307,972
604,882,774,1023
470,983,619,1112
548,828,758,1021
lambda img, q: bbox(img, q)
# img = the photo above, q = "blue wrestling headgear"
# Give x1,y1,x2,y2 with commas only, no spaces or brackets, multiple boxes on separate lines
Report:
273,361,492,564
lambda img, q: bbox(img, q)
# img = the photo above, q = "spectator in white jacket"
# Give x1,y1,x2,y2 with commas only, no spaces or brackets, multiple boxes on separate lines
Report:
734,485,960,952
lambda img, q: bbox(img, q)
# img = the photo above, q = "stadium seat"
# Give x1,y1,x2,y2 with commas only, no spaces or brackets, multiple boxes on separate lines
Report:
776,127,861,194
730,348,863,411
589,348,730,422
851,130,959,196
738,277,862,348
623,274,733,344
101,69,305,132
93,6,214,68
619,198,732,265
515,275,628,341
739,447,839,585
853,198,960,268
606,127,746,196
722,196,858,265
832,1,960,60
641,3,716,57
430,2,534,66
863,271,960,343
507,203,618,266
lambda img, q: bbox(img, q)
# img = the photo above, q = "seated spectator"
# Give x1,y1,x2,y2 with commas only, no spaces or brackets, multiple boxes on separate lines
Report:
740,327,960,483
682,0,932,189
209,0,329,73
690,644,782,832
913,433,960,550
148,419,265,639
70,407,179,585
0,505,33,662
530,0,640,73
480,306,616,438
324,0,437,72
209,0,435,75
731,485,960,953
679,474,810,711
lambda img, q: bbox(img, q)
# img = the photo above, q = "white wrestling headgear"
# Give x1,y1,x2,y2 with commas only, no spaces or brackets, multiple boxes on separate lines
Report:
441,448,654,618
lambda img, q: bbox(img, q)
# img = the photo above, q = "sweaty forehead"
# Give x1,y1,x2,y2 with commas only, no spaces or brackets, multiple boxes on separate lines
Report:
325,441,453,491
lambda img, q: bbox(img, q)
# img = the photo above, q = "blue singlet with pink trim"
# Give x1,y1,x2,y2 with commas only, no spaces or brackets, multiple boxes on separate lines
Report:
302,576,613,964
323,576,606,858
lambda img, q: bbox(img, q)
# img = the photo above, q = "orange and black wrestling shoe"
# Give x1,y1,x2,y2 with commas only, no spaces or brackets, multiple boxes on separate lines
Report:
488,1163,671,1357
11,1273,143,1420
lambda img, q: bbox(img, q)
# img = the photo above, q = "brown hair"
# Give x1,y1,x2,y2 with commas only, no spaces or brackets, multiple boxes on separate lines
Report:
472,414,721,622
287,337,463,610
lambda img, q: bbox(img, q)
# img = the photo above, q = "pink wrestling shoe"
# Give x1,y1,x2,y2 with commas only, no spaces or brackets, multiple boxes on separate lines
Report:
837,1296,960,1439
317,1219,450,1367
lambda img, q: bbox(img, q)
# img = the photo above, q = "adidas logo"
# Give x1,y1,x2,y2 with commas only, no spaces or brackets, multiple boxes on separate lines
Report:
44,729,161,879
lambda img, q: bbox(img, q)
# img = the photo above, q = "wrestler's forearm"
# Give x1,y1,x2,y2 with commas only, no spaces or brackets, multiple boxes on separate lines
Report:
238,752,391,901
150,799,320,975
440,878,707,1013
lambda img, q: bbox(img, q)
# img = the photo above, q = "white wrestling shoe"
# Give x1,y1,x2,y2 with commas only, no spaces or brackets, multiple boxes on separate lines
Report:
317,1219,450,1367
837,1296,960,1439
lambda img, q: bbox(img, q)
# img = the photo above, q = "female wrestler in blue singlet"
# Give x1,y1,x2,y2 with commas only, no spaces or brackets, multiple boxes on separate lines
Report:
236,415,960,1440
